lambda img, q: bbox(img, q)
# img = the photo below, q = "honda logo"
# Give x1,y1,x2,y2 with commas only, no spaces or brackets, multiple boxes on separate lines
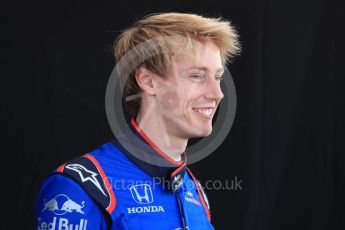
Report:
129,184,153,204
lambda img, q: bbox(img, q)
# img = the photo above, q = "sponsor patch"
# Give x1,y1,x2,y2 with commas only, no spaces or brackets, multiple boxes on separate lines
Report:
37,217,88,230
41,194,85,216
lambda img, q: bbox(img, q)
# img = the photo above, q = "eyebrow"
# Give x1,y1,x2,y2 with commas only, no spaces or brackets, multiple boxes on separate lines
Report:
187,66,224,73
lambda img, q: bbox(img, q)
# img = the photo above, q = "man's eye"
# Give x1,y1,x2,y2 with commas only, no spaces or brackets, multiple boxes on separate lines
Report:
215,76,224,82
191,74,206,81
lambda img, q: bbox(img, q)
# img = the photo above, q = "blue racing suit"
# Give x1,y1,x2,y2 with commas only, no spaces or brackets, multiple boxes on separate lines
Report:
34,118,214,230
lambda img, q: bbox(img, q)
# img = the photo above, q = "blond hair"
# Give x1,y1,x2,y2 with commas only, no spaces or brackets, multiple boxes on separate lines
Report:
113,12,241,117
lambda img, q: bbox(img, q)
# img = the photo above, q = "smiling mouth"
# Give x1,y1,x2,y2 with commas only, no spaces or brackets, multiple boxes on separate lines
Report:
192,108,214,118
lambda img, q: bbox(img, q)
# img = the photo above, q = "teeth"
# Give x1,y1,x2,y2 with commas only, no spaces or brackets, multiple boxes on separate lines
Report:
194,108,213,117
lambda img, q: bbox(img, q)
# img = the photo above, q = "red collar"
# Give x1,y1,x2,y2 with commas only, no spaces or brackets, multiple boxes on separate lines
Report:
111,117,187,184
130,117,185,166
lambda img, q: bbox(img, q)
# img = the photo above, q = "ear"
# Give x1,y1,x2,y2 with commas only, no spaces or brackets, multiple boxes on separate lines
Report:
135,66,156,96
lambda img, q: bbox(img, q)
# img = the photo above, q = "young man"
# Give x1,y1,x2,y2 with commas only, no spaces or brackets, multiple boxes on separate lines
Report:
34,12,240,229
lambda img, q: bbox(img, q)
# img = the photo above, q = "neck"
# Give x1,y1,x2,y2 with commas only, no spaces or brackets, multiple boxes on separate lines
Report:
135,111,187,162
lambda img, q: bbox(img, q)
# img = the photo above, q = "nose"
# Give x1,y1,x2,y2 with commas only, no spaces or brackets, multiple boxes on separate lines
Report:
204,78,224,101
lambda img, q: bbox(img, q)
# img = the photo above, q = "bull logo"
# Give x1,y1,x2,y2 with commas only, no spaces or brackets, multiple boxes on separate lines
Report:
41,194,85,215
61,199,85,214
41,199,58,212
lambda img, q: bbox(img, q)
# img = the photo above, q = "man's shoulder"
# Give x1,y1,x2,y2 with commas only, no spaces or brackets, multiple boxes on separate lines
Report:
87,140,134,166
58,141,132,172
34,142,119,229
49,142,124,213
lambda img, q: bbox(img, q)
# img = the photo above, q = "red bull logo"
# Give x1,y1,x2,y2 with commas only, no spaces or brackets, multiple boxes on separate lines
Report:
37,217,88,230
42,194,85,216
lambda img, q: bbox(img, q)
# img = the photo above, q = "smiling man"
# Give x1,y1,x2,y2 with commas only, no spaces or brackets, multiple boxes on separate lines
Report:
34,12,240,230
134,39,226,161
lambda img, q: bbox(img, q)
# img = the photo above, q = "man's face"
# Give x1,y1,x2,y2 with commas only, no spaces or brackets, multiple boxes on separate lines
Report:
153,40,224,139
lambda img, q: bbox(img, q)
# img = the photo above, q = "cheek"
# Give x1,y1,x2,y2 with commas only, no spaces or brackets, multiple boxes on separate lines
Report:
156,80,194,115
158,90,180,111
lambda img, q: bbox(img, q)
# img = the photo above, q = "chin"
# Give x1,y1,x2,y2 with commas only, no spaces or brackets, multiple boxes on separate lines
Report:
187,124,212,138
176,116,213,138
199,127,213,137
